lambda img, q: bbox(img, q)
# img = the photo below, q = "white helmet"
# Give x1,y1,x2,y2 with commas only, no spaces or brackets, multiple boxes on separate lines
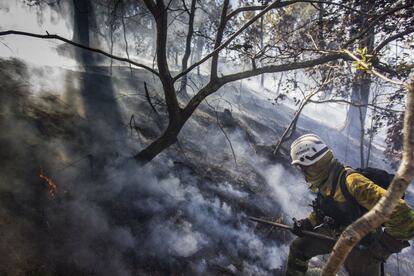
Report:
290,134,330,166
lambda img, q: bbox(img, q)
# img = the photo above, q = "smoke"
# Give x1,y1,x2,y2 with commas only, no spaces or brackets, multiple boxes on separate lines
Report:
1,22,410,276
262,164,312,219
0,57,295,275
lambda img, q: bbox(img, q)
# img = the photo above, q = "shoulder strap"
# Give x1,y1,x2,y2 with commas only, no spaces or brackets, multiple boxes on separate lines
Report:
329,172,339,198
329,168,345,198
340,169,363,212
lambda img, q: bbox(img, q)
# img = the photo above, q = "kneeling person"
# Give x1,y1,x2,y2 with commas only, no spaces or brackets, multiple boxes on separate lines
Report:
286,134,414,276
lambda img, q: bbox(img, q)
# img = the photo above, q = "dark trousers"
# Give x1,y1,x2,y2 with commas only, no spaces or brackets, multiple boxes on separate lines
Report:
286,229,385,276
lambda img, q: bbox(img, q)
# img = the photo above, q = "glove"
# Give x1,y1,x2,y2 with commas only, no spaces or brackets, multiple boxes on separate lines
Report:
291,218,313,237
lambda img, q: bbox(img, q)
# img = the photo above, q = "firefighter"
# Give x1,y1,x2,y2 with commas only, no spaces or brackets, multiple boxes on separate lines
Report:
285,134,414,276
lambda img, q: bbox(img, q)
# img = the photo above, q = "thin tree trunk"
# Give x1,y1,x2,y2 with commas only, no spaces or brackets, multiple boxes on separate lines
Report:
72,0,92,64
179,0,197,96
260,15,264,87
318,2,325,49
121,0,133,77
321,79,414,276
358,106,365,167
273,75,332,155
211,0,230,80
273,95,312,156
193,36,204,76
344,0,374,165
276,73,283,95
365,106,376,167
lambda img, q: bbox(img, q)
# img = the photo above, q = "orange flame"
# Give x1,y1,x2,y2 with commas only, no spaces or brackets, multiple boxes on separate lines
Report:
39,169,58,197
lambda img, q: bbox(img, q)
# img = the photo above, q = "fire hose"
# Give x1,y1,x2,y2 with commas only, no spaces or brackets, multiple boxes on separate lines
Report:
249,216,336,242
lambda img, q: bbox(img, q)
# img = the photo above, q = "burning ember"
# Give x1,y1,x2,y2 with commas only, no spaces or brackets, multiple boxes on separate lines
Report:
39,169,58,197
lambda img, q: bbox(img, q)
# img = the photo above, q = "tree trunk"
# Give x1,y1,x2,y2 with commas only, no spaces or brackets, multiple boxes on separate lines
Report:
260,15,264,87
149,18,157,57
179,0,197,97
193,36,204,76
365,106,376,167
134,122,182,163
134,80,220,164
318,2,325,50
321,79,414,276
358,105,365,167
344,0,374,165
72,0,93,64
345,73,372,138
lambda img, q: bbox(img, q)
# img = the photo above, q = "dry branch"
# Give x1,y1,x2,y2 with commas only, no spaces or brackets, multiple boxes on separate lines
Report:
308,99,404,113
205,100,238,168
144,82,159,115
173,0,291,82
0,30,159,76
273,71,333,156
373,28,414,55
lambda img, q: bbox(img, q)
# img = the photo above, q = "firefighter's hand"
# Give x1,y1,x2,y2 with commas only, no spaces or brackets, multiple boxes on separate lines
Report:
291,218,313,237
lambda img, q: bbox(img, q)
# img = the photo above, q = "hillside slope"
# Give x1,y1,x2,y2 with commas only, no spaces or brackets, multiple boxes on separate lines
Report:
0,59,412,275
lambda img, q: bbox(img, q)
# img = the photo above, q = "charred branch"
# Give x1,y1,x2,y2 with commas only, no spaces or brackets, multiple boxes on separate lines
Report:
205,100,238,168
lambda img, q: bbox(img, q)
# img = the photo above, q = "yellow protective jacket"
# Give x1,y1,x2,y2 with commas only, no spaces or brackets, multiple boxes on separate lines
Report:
308,171,414,240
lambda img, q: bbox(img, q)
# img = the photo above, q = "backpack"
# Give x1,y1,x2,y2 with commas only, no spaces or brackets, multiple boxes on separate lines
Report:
339,167,410,255
339,167,402,210
353,167,395,191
